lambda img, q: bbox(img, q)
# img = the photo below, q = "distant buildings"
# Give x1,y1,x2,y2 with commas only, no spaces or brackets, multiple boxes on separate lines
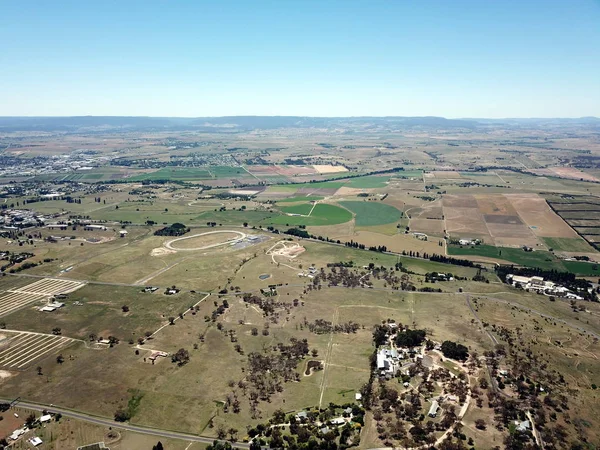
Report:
39,301,65,312
83,224,107,231
507,274,583,299
458,238,481,246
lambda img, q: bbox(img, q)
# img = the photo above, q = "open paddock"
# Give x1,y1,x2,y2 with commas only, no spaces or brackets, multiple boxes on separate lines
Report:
475,194,519,216
295,187,340,196
512,195,580,238
484,223,539,248
541,237,596,253
442,195,478,208
279,165,318,176
444,193,579,246
410,205,444,220
431,171,463,179
313,164,348,174
443,205,493,242
337,200,403,226
409,218,445,235
549,166,600,182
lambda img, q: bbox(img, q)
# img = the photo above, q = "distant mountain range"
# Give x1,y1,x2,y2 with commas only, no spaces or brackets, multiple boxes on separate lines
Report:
0,115,597,132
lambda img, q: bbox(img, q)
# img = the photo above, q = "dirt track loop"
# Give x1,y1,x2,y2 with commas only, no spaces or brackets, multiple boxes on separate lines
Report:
164,230,246,251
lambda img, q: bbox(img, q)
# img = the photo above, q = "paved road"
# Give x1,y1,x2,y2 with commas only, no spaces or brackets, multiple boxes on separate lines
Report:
2,397,250,448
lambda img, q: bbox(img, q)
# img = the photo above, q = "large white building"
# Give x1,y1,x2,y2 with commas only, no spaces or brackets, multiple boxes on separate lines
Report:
506,274,583,299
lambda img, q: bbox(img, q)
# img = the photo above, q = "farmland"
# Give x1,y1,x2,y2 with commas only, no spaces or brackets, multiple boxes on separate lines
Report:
447,244,565,270
337,201,403,226
0,228,598,446
128,167,213,181
269,203,353,226
2,117,600,448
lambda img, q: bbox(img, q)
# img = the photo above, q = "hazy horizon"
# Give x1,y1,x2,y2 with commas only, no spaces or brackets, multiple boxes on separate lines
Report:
2,0,599,118
0,114,598,120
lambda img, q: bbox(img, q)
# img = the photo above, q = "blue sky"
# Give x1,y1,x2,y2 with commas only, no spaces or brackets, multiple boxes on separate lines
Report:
1,0,599,117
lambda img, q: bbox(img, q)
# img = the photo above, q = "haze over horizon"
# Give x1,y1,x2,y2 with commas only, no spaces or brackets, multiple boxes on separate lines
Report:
1,0,599,118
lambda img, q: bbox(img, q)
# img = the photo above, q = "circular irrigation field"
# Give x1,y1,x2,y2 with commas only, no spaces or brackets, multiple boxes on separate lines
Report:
165,230,246,251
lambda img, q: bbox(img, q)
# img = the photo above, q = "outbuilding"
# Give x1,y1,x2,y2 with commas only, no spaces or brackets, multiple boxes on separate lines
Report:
428,400,440,417
29,437,43,446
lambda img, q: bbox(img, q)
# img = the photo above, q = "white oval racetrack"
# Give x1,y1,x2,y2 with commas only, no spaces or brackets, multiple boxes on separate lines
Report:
165,230,246,251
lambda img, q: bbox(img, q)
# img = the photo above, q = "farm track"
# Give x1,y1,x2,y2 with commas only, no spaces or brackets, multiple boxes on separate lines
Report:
318,307,339,409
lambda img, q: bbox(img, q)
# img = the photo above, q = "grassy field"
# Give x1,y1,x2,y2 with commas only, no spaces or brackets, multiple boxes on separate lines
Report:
0,283,492,437
198,209,277,225
345,175,390,188
89,203,276,226
269,175,390,191
128,167,213,181
392,170,423,178
269,203,353,226
276,195,324,203
3,284,197,340
541,236,597,253
1,227,598,445
562,260,600,276
448,244,566,270
210,165,250,177
1,407,198,450
338,200,402,226
299,241,480,278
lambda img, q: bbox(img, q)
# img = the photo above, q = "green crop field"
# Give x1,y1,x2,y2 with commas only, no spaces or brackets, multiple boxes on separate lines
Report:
562,260,600,276
294,180,346,189
268,203,352,226
448,244,566,271
393,170,423,178
209,166,249,177
338,200,402,226
345,175,390,188
198,209,276,225
277,195,324,203
128,167,213,181
541,237,597,253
